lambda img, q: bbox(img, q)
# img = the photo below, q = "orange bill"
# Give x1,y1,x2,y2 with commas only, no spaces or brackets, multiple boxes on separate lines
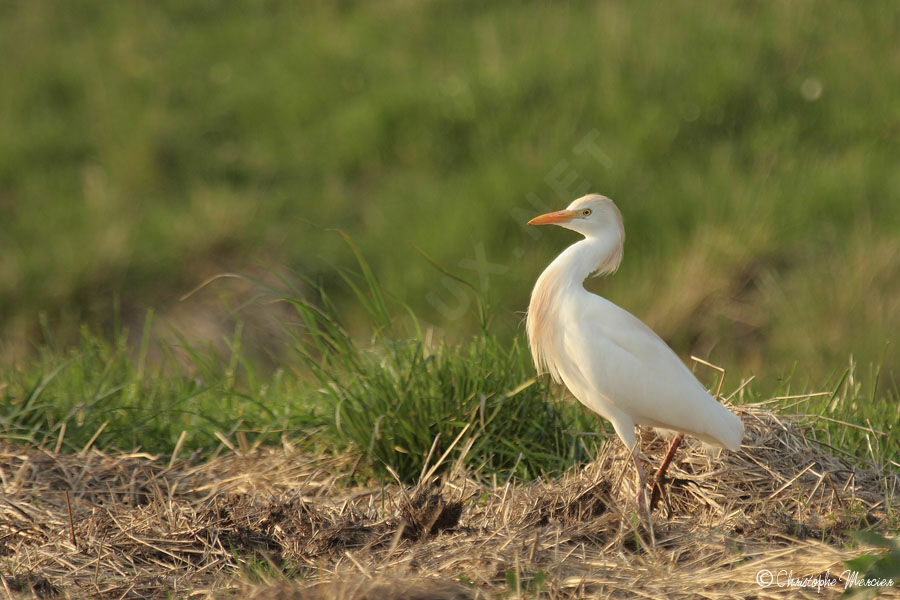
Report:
528,209,576,226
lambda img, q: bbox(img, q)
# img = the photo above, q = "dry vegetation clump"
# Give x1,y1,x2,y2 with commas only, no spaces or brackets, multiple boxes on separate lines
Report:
1,405,897,599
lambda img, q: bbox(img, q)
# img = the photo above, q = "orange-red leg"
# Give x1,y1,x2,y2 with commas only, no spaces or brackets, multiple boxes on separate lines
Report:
650,433,683,510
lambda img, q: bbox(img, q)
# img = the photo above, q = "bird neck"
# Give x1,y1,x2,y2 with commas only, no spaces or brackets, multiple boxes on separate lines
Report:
545,235,623,289
527,235,622,382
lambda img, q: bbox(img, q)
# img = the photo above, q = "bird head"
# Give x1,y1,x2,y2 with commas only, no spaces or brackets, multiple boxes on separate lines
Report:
528,194,624,241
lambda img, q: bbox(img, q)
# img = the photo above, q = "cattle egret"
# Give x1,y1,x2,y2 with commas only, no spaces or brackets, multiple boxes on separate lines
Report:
526,194,743,510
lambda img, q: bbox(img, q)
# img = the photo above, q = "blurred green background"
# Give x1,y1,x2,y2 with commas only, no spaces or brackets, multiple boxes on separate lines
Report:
1,1,898,390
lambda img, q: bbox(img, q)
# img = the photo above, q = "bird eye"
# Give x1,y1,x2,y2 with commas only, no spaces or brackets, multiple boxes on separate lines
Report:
582,209,592,217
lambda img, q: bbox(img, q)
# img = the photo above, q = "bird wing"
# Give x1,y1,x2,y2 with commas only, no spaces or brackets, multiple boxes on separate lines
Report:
561,292,742,449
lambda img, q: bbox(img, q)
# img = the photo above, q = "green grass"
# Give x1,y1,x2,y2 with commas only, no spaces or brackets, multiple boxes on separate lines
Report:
0,1,898,391
0,313,312,455
844,531,900,597
0,251,604,483
279,236,598,482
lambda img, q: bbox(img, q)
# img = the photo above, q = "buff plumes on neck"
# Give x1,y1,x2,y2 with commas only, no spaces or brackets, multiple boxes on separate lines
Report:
525,195,624,381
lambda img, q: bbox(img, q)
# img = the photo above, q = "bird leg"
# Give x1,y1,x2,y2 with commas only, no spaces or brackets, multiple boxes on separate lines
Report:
650,433,683,510
632,449,648,512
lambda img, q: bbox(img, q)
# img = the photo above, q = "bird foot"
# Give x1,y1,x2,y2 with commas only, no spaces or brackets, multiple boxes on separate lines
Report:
649,477,665,511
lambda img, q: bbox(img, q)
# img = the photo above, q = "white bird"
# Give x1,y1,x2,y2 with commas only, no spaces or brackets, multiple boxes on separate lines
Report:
526,194,743,510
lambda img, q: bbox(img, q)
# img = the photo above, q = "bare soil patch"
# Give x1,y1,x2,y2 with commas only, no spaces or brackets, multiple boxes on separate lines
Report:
1,406,896,598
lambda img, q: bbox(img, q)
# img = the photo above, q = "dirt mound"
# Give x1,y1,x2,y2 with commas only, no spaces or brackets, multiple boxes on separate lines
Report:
1,405,896,598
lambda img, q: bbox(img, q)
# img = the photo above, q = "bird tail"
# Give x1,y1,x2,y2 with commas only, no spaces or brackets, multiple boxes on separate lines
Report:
697,404,744,451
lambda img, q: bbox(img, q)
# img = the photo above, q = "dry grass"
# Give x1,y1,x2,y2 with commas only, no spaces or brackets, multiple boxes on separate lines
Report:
1,405,897,599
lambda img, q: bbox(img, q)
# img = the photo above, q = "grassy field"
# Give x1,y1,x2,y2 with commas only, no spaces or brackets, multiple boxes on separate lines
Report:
0,2,898,596
1,1,898,386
